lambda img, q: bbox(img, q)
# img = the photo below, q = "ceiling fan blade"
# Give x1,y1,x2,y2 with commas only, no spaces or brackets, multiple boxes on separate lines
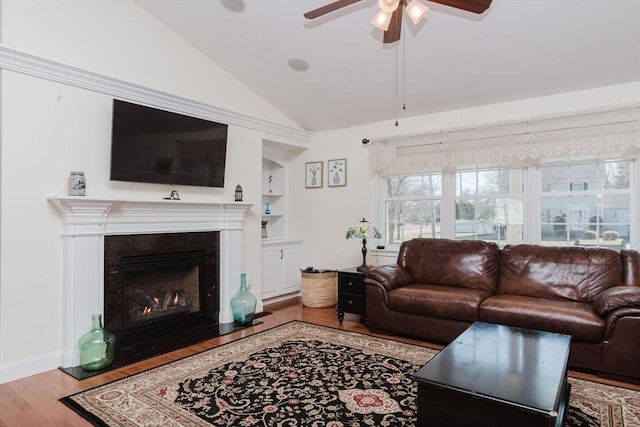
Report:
428,0,492,14
304,0,365,19
383,6,403,44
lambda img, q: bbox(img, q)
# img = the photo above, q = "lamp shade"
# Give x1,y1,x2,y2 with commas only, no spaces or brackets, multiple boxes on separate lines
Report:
378,0,400,13
371,9,393,31
406,0,429,25
346,218,382,240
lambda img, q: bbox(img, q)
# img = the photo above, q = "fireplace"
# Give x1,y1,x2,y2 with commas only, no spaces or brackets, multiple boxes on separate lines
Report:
104,232,221,366
48,197,255,371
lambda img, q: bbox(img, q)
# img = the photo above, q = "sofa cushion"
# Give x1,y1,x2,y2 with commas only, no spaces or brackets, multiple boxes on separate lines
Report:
499,245,622,303
480,295,605,342
397,238,499,293
387,284,492,322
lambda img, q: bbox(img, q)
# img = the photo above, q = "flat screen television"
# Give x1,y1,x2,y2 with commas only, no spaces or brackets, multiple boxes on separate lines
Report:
110,99,228,188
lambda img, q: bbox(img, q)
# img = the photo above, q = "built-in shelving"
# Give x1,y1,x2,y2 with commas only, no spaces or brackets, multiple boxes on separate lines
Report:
261,158,286,239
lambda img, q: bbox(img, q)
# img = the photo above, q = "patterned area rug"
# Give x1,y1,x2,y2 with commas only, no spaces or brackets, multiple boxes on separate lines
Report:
61,321,640,426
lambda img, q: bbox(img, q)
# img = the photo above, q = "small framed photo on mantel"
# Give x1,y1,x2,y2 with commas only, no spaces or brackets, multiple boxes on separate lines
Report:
305,161,323,189
328,159,347,187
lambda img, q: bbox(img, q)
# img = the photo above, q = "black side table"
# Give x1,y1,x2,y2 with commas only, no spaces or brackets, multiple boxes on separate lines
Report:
337,267,366,323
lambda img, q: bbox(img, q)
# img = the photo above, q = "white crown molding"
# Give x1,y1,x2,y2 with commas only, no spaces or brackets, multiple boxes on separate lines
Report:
0,45,314,144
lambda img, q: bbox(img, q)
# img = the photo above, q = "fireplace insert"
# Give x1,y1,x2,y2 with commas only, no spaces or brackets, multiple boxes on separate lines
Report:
104,232,220,366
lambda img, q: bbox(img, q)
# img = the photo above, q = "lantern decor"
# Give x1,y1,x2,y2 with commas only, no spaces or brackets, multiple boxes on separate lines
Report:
235,185,243,202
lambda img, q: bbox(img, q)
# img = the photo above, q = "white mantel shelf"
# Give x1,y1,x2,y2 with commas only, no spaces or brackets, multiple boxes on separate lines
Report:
48,196,254,367
48,196,253,236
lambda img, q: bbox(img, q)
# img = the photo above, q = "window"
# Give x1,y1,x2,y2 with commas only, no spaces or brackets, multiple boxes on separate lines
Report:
455,167,524,245
378,158,635,250
384,173,441,244
540,159,632,249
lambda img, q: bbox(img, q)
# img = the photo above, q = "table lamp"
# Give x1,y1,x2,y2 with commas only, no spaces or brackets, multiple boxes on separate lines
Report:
346,217,382,271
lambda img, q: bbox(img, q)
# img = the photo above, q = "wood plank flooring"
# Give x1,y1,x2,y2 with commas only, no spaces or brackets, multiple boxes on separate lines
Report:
1,299,638,426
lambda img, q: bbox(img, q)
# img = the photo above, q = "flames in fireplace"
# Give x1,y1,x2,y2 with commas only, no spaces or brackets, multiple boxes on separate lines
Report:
134,289,189,318
123,264,201,327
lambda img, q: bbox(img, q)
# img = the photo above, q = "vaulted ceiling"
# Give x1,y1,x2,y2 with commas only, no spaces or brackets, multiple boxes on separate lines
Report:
134,0,640,132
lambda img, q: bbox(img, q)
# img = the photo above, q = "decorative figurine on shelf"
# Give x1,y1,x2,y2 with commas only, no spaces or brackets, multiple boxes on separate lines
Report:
163,190,180,200
230,273,257,326
262,220,268,238
235,185,243,202
268,175,273,193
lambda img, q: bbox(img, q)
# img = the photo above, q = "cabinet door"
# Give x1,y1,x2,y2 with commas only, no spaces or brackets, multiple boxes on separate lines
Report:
281,244,301,293
261,247,280,298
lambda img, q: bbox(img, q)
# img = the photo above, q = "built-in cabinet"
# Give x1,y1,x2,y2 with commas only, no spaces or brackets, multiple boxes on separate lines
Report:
261,149,303,301
261,239,302,300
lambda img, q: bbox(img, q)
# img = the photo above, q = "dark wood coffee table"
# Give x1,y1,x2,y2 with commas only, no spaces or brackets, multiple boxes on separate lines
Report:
412,322,571,427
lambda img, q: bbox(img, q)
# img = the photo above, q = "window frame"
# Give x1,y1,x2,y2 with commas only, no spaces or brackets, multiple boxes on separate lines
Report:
374,155,639,252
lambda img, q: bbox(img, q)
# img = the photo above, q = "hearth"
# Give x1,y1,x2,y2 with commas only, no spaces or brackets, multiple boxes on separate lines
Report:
104,232,220,367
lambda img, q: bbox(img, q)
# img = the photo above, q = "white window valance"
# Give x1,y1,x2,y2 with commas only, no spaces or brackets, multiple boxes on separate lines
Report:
370,103,640,175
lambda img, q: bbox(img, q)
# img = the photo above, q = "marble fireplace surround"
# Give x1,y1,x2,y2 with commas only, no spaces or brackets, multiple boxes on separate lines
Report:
48,196,253,368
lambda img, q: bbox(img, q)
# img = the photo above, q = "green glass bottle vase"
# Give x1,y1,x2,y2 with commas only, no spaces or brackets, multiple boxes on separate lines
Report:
230,273,257,326
78,314,115,371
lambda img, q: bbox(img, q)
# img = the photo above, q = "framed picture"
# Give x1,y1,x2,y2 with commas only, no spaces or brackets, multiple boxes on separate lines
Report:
328,159,347,187
305,161,323,188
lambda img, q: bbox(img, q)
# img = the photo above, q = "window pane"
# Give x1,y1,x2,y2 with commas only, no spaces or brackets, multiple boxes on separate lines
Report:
540,163,631,249
455,198,523,245
387,174,441,197
386,200,440,244
604,161,631,189
458,169,522,196
541,165,568,192
456,171,477,196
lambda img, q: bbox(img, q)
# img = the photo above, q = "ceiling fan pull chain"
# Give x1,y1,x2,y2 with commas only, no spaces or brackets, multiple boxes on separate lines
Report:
403,30,407,112
395,41,399,126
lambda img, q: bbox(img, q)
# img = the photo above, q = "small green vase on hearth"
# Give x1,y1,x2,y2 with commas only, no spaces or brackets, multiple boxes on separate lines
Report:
78,314,115,371
230,273,257,326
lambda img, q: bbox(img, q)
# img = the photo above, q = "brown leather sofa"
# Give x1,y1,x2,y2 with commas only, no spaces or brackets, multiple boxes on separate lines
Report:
364,238,640,383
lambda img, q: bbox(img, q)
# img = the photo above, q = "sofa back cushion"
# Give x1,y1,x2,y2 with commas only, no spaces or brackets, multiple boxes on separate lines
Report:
397,238,499,292
499,244,622,303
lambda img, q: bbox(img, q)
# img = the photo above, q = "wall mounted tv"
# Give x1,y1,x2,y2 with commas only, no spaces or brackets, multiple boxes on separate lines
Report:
110,99,228,188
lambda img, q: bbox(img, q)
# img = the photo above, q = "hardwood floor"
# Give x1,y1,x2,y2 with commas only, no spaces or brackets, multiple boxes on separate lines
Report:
1,299,638,426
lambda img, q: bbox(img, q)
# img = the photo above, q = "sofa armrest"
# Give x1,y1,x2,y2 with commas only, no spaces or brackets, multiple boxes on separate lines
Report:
364,264,413,292
593,286,640,317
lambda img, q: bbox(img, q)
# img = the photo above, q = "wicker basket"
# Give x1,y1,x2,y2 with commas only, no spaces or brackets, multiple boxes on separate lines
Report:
301,270,337,308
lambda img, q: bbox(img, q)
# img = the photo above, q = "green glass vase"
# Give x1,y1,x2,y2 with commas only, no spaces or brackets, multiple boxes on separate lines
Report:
78,314,115,371
230,273,257,326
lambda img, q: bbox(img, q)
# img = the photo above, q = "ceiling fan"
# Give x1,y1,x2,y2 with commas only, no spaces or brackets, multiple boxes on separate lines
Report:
304,0,492,43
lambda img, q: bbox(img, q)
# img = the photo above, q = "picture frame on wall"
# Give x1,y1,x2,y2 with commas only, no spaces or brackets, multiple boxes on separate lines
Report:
328,159,347,187
305,161,323,188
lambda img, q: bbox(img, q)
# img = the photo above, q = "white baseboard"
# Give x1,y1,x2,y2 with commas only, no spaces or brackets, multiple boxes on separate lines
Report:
0,352,61,384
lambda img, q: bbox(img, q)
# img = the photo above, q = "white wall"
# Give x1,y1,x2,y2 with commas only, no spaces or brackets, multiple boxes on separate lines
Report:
289,82,640,270
0,0,303,383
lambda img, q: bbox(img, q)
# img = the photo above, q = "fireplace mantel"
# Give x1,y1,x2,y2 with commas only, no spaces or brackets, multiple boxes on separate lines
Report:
48,196,253,367
49,196,253,235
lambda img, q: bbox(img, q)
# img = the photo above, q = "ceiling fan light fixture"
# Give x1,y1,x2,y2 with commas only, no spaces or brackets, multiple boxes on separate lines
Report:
377,0,400,13
371,9,393,31
406,0,429,25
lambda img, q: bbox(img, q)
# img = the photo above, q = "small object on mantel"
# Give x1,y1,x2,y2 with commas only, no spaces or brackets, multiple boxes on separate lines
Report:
163,190,180,200
68,172,86,196
235,185,243,202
